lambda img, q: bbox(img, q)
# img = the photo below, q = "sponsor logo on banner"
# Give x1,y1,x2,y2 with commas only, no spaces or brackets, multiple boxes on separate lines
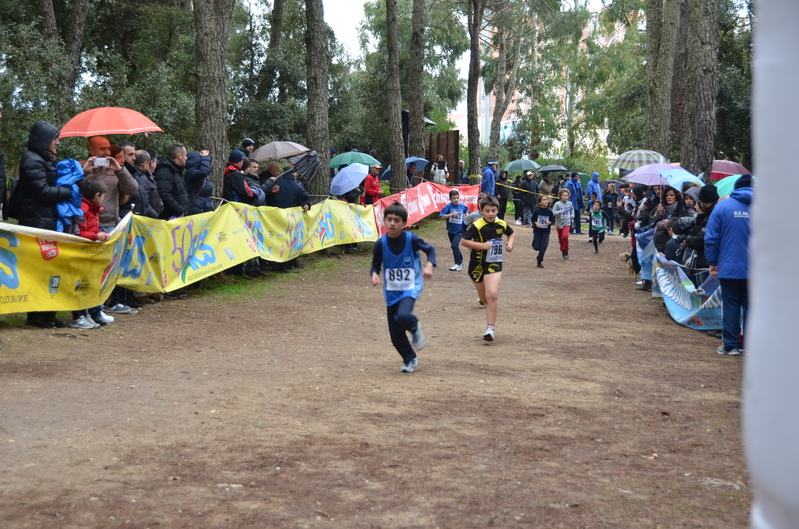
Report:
38,239,59,260
374,182,480,235
48,276,60,293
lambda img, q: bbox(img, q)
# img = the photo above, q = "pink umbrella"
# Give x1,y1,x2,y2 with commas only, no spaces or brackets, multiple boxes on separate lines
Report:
711,159,749,181
60,107,163,137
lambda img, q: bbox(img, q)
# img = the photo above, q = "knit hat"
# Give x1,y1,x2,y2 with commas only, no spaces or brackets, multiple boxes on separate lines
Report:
229,149,246,164
683,186,701,204
241,138,255,148
734,173,753,190
698,184,719,204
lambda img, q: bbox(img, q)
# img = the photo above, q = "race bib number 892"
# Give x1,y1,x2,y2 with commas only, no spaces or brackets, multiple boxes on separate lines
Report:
385,268,415,291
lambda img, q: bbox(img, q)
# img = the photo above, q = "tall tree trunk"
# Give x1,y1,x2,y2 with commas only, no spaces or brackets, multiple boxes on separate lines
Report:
488,17,524,163
681,0,720,178
386,0,407,193
645,0,682,158
269,0,285,50
36,0,90,119
668,0,689,162
305,0,331,201
194,0,236,193
528,10,541,160
407,0,426,159
467,0,486,183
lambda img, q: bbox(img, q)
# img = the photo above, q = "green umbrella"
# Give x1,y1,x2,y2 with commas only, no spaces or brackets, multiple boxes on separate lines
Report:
329,151,380,168
504,158,541,172
715,174,756,197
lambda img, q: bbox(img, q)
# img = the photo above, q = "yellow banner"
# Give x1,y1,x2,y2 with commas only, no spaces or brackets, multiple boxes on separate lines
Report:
0,218,130,313
0,199,378,313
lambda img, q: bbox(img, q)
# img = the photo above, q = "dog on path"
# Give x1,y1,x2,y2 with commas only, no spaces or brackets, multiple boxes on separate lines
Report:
619,252,636,276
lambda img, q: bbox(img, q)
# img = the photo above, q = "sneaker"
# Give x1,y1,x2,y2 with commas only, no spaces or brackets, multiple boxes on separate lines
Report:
105,303,132,314
562,251,569,260
411,358,419,368
401,362,414,373
537,262,544,268
514,219,522,225
70,316,98,330
483,325,495,341
454,263,463,271
449,264,459,271
588,238,593,243
717,345,741,356
136,296,156,305
411,324,426,351
636,280,644,286
478,298,485,306
92,310,114,325
594,249,599,254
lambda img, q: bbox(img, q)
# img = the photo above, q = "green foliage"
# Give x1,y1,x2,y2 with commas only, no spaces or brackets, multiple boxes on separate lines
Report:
715,0,752,167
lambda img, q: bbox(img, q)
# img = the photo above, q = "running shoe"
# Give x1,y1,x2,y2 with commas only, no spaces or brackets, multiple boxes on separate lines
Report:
483,325,495,341
411,324,426,351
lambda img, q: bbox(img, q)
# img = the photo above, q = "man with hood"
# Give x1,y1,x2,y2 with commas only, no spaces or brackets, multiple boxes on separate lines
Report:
481,160,497,196
184,150,214,214
705,174,753,356
565,173,585,234
587,171,602,211
16,120,73,328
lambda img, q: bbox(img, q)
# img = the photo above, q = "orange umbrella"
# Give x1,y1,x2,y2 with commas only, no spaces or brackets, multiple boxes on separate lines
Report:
60,107,163,138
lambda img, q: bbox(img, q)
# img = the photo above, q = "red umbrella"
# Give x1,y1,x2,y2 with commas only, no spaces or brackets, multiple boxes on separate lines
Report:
60,107,163,138
711,159,749,181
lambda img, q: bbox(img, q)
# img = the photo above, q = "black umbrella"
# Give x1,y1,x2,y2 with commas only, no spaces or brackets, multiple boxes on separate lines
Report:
599,179,624,190
538,165,568,173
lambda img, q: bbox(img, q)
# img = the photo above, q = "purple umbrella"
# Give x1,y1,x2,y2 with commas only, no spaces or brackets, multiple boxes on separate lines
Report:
623,163,674,186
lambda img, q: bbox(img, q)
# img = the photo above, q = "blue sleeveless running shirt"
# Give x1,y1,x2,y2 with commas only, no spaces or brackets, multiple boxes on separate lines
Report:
381,231,423,306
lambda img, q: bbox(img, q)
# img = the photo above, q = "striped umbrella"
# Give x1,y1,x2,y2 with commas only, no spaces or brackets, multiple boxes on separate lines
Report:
610,150,668,171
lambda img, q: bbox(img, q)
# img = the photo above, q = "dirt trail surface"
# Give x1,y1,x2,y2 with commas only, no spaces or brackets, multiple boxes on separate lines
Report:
0,220,749,528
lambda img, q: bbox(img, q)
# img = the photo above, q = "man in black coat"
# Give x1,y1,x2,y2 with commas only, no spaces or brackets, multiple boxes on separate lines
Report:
155,144,189,219
17,120,73,327
520,170,540,227
263,164,311,271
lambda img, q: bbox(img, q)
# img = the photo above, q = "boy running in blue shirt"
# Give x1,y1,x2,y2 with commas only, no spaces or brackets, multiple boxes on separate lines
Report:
371,202,437,373
440,189,470,271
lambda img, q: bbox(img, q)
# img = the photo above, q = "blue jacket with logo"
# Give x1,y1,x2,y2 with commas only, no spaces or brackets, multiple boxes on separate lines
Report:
481,165,496,196
704,187,753,279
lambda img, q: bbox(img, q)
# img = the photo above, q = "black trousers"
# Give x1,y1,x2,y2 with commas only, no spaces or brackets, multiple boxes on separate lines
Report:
386,297,418,365
497,197,508,221
532,231,550,263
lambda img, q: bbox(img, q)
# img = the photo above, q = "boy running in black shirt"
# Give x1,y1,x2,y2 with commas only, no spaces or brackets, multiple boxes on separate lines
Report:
461,195,515,341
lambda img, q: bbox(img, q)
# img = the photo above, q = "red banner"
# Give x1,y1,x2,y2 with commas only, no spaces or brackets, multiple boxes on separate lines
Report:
373,183,481,235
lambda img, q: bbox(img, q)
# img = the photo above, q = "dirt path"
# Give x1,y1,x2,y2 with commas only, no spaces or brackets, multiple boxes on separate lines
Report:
0,219,748,528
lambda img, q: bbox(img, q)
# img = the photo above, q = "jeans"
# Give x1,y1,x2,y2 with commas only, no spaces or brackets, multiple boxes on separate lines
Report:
604,208,616,233
719,278,748,351
386,297,419,364
448,231,463,265
522,205,534,226
572,208,582,233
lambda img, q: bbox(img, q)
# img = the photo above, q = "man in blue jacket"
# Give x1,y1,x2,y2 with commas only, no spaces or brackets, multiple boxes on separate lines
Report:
481,160,497,196
587,171,602,210
565,172,585,234
705,173,753,356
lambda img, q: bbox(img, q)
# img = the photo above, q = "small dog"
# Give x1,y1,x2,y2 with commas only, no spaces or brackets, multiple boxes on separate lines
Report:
619,251,636,275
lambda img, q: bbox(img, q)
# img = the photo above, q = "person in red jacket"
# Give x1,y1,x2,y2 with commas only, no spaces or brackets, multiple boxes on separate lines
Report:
364,164,384,205
70,177,111,330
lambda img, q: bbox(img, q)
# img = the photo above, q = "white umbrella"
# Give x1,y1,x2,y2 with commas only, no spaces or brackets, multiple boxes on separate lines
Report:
251,141,310,162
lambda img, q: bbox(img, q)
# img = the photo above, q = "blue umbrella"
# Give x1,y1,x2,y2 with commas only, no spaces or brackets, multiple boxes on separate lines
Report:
381,165,393,181
330,163,369,196
660,168,702,190
406,156,429,171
